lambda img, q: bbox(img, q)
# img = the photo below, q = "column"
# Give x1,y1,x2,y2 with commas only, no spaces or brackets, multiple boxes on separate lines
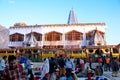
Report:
41,34,44,48
62,28,65,48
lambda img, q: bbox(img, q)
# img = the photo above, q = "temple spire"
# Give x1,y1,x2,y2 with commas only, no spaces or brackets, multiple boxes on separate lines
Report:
67,8,78,24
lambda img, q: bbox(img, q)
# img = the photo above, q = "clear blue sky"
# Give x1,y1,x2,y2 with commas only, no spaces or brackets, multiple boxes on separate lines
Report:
0,0,120,45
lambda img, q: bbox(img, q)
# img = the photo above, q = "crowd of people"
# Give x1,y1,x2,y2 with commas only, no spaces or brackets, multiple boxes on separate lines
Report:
40,55,77,80
0,55,34,80
35,54,120,80
0,53,120,80
86,55,120,79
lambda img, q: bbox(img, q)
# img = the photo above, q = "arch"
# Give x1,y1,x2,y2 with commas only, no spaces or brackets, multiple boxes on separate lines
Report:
95,49,103,56
26,32,42,41
45,31,62,41
10,33,24,41
86,30,105,40
65,30,83,40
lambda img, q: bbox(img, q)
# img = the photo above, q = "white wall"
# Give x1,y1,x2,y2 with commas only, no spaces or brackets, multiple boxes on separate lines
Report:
9,24,106,48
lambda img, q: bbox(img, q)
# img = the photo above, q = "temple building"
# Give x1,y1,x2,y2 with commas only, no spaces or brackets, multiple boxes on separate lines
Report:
9,9,106,49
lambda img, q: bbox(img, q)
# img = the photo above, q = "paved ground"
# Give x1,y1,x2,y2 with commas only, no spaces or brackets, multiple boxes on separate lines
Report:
78,63,120,80
32,62,120,80
103,71,120,80
78,71,120,80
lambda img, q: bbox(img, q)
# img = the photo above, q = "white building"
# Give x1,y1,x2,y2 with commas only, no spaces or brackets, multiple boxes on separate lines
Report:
9,9,106,49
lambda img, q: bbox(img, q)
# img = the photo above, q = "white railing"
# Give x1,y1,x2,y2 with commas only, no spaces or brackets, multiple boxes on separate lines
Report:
9,41,23,47
65,40,81,45
43,41,63,45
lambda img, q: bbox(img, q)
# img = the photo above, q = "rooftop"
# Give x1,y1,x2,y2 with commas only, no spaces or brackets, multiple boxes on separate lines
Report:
10,23,106,29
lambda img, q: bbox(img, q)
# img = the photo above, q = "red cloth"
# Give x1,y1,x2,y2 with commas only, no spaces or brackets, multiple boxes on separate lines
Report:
18,63,23,71
97,57,102,63
87,73,91,80
89,58,92,63
45,73,49,77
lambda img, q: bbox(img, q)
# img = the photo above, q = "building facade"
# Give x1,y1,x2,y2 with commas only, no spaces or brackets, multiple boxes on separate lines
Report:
9,9,106,49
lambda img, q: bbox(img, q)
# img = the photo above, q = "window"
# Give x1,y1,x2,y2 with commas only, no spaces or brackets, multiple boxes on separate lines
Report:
10,33,24,41
65,30,83,41
45,31,62,41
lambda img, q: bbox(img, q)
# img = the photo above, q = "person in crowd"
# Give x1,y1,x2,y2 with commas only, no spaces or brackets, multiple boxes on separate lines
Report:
95,76,108,80
49,57,58,80
58,55,66,77
101,56,106,67
19,54,26,69
65,57,74,71
71,72,78,80
110,57,119,77
42,73,49,80
59,74,67,80
66,68,73,80
17,61,24,73
79,58,85,72
97,56,102,66
40,58,49,80
85,67,92,80
76,58,80,66
88,57,92,69
15,52,23,72
94,66,101,76
102,56,106,69
70,56,75,71
26,55,34,80
75,58,80,73
104,56,110,71
0,55,26,80
95,66,103,76
0,56,7,75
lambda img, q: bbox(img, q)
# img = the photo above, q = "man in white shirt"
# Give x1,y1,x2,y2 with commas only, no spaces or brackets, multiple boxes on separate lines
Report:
0,56,7,75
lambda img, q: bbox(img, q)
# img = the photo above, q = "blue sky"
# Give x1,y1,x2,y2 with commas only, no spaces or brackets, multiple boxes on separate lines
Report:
0,0,120,45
